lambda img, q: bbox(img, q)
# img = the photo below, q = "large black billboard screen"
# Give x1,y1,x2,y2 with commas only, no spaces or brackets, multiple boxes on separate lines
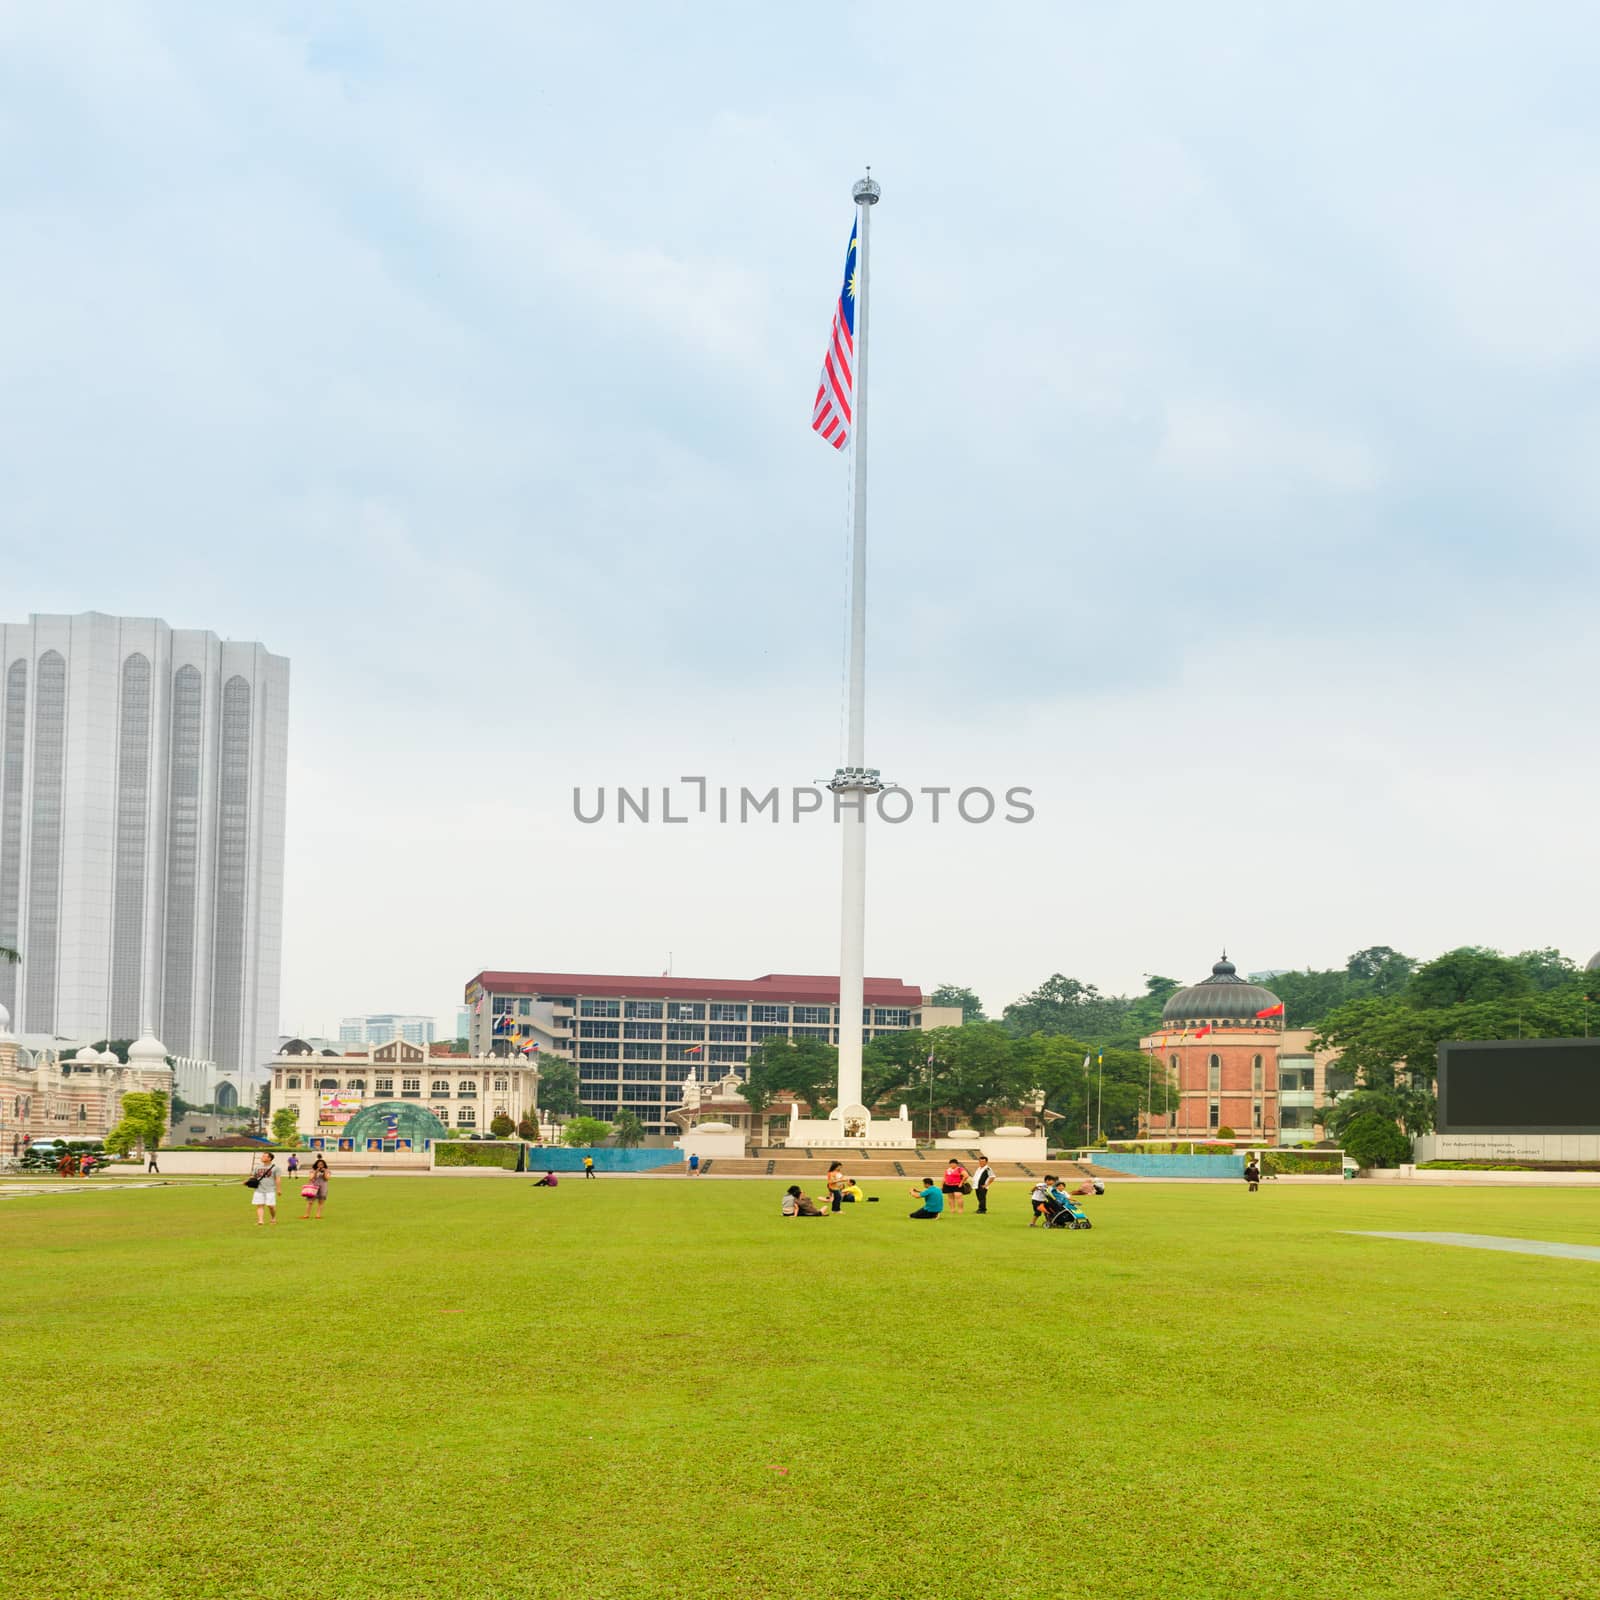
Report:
1437,1040,1600,1133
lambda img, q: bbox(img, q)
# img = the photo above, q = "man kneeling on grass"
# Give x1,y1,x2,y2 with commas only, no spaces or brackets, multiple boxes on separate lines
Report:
781,1184,823,1217
909,1179,944,1220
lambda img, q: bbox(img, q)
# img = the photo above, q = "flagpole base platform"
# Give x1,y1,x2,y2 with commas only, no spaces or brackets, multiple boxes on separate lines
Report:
783,1106,917,1150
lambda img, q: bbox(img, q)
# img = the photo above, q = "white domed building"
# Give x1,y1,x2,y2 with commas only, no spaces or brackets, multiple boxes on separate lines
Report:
0,1010,175,1157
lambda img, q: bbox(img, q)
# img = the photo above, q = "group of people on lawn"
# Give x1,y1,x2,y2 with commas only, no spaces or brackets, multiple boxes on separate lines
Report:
781,1156,1104,1221
781,1157,1003,1219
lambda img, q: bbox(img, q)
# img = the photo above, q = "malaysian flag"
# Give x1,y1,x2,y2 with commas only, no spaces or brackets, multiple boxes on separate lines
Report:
811,220,858,450
383,1111,400,1141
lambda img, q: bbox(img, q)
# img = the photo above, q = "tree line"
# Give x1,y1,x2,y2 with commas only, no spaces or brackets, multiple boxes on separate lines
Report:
736,1025,1172,1141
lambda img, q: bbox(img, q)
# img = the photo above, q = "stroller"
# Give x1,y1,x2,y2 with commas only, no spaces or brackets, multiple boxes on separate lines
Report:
1043,1192,1092,1230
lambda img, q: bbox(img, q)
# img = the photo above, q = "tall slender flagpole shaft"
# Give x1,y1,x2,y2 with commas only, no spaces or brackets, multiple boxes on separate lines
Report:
835,173,879,1119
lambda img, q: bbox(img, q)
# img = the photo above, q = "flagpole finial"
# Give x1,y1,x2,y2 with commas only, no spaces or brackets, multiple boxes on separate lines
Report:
852,174,881,205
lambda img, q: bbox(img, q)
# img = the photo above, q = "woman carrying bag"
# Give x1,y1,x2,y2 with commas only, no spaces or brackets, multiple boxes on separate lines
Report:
300,1155,330,1220
247,1150,278,1226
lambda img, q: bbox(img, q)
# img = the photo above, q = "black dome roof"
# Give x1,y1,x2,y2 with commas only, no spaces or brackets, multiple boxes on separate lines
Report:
1162,956,1282,1023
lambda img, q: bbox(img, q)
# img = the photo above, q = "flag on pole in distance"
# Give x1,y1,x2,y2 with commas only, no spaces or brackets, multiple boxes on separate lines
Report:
1255,1001,1285,1019
1194,1024,1213,1040
811,219,859,449
686,1045,703,1056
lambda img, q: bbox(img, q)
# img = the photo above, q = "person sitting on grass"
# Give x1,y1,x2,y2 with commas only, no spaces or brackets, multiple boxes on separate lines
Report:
534,1170,559,1187
909,1179,944,1220
781,1184,823,1217
842,1178,864,1204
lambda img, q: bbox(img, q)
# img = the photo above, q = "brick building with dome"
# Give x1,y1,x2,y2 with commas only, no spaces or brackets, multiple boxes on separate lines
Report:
1141,956,1287,1140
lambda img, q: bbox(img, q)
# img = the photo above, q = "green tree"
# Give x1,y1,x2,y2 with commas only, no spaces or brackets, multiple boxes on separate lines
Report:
611,1110,646,1148
1122,976,1182,1042
113,1091,169,1157
562,1116,612,1147
536,1059,582,1119
489,1113,515,1138
925,1022,1035,1126
1324,1086,1434,1140
929,984,986,1023
271,1106,301,1146
90,1039,134,1064
740,1036,837,1117
447,1036,470,1054
862,1030,929,1109
1339,1111,1412,1168
104,1120,139,1158
1346,945,1416,994
1001,975,1129,1042
0,944,16,964
1513,947,1578,992
516,1117,536,1140
1407,946,1532,1009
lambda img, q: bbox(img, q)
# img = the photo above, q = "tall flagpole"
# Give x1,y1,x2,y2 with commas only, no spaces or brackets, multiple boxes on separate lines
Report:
832,171,880,1123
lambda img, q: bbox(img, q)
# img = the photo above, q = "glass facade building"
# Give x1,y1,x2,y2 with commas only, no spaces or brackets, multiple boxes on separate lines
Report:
0,612,289,1084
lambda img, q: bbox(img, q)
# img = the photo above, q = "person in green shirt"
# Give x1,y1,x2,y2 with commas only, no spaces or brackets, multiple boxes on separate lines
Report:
909,1181,944,1219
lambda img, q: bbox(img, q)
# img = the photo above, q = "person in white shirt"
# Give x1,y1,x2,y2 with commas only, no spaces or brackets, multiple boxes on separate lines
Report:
971,1159,995,1214
1029,1178,1051,1227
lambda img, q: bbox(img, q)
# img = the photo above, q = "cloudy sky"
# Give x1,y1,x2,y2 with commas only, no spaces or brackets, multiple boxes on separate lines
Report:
6,2,1599,1035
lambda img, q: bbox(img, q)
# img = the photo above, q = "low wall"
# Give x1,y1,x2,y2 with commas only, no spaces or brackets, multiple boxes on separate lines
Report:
1092,1152,1245,1180
129,1149,428,1176
519,1147,682,1174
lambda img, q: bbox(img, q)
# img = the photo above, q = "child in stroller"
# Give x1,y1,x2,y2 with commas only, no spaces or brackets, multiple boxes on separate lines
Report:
1043,1178,1092,1230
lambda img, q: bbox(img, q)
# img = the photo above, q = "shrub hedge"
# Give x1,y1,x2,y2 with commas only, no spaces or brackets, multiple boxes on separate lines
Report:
1261,1150,1342,1176
434,1141,521,1170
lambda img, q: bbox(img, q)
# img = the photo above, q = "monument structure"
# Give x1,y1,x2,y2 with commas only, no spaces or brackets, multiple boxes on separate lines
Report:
796,172,915,1150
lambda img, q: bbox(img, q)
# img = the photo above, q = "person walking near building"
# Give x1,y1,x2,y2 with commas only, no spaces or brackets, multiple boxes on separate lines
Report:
688,1152,700,1177
826,1161,847,1213
249,1150,277,1226
583,1154,596,1179
942,1159,969,1214
972,1157,994,1214
286,1151,299,1178
1244,1156,1262,1193
299,1154,329,1220
146,1147,160,1174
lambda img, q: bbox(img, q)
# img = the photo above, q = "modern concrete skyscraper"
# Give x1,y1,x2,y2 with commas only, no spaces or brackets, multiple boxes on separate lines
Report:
0,612,289,1080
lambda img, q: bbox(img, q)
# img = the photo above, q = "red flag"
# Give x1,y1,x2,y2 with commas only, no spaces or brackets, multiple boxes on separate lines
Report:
1255,1002,1285,1019
1194,1024,1212,1040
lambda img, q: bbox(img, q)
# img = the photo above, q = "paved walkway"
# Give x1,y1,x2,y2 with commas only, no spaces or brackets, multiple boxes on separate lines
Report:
1349,1230,1600,1263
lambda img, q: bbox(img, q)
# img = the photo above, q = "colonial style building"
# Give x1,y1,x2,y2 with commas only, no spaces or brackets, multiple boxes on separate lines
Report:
266,1037,539,1150
1142,956,1343,1144
0,1003,174,1156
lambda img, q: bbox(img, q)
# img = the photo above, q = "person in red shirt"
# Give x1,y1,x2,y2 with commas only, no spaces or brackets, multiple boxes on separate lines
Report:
942,1160,969,1214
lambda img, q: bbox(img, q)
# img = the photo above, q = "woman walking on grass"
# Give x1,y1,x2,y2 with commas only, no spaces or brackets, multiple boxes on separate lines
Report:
300,1154,330,1219
826,1160,847,1214
249,1150,277,1226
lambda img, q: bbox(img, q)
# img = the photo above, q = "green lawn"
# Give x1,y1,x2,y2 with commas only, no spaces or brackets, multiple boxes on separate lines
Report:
4,1178,1600,1600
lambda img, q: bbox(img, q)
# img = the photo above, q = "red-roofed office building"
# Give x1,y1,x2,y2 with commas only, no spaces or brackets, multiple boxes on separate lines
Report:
464,971,961,1137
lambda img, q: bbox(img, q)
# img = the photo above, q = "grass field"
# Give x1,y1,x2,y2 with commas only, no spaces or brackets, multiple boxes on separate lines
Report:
4,1177,1600,1600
